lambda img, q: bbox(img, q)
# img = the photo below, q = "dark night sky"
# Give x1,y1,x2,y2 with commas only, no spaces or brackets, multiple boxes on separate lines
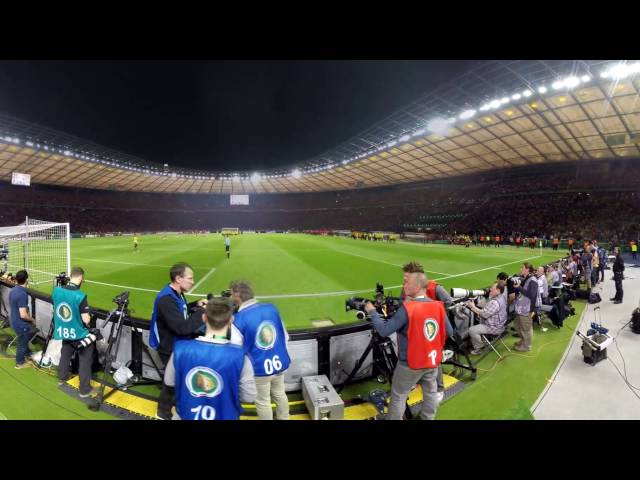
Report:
0,60,474,171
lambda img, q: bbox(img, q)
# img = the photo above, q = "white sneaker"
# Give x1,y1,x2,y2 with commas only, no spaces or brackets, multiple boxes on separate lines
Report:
436,391,445,404
442,350,454,362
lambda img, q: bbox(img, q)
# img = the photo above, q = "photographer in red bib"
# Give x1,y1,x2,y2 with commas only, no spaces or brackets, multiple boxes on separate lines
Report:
365,271,450,420
401,261,453,404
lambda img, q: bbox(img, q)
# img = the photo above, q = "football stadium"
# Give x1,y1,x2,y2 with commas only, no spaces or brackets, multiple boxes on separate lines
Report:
1,60,639,420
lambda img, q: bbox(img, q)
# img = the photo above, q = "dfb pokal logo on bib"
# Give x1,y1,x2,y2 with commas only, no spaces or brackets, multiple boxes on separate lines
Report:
56,303,73,323
255,321,277,350
186,367,223,398
423,318,439,341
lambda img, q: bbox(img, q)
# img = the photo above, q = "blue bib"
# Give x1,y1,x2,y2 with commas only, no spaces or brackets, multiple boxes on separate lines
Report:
233,302,291,376
173,339,245,420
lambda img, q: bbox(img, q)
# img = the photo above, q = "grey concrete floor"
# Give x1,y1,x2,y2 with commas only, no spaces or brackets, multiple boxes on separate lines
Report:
532,263,640,419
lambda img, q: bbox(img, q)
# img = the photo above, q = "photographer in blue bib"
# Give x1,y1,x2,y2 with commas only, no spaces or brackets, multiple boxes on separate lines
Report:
163,297,256,420
150,262,208,419
52,267,98,398
230,280,291,420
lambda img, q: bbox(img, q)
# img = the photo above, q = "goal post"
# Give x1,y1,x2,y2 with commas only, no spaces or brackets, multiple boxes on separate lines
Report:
0,217,71,287
221,228,240,235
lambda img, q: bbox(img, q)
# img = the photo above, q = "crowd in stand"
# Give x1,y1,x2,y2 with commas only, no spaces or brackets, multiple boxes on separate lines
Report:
0,160,638,242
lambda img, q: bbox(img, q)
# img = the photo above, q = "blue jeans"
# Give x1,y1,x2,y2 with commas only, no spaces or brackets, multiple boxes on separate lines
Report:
15,324,33,365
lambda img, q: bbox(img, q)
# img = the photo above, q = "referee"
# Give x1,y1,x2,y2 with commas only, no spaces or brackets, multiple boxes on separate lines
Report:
224,235,231,259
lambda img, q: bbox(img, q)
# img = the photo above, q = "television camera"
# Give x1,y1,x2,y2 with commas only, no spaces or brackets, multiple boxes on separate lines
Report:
345,282,402,320
55,272,70,287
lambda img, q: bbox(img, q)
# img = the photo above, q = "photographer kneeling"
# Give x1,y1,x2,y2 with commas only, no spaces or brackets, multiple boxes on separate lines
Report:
462,282,507,355
364,272,451,420
53,267,98,398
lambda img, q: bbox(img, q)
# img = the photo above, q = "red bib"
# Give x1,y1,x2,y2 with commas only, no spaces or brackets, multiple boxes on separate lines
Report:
403,300,447,369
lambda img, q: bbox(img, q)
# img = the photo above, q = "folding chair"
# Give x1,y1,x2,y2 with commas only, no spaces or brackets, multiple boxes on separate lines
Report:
479,330,511,360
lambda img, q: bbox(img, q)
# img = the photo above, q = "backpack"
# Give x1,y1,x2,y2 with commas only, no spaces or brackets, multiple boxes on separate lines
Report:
588,292,602,304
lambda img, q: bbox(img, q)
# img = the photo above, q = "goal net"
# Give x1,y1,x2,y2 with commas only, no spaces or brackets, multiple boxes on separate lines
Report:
0,217,71,287
221,228,240,235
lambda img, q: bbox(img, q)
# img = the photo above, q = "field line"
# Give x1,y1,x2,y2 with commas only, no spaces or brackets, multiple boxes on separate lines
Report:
73,257,212,269
77,255,542,300
432,255,541,282
323,245,446,275
191,267,217,293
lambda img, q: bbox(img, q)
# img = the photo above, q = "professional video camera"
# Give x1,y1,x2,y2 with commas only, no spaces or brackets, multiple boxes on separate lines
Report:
345,282,402,320
113,290,130,308
55,272,70,287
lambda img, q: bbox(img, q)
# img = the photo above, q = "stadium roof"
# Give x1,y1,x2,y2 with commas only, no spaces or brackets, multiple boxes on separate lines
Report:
1,60,639,194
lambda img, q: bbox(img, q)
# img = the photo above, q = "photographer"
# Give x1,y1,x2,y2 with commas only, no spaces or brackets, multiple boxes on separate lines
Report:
230,280,291,420
163,298,256,420
611,247,625,304
463,282,507,355
52,267,96,398
402,261,452,403
149,262,208,420
8,270,36,369
580,243,593,290
365,272,451,420
512,262,538,352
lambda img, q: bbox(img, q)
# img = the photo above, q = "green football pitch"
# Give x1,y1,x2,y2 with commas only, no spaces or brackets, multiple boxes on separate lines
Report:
45,233,565,329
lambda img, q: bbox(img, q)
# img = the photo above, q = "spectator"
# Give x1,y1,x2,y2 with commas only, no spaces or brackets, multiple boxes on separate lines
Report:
8,270,36,368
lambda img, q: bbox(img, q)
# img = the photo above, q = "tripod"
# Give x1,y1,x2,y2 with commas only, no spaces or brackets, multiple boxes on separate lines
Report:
89,295,163,411
337,329,413,419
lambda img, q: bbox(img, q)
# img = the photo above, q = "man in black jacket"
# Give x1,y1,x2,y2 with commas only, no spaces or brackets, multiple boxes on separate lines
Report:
610,247,625,304
150,263,208,419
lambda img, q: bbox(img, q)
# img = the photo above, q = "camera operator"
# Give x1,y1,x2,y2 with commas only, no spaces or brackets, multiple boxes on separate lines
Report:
364,272,451,420
512,262,538,352
611,247,625,304
162,298,256,420
52,267,96,398
546,264,562,298
594,240,606,283
230,280,291,420
149,262,208,420
402,261,452,403
463,282,507,355
8,270,36,369
580,243,593,290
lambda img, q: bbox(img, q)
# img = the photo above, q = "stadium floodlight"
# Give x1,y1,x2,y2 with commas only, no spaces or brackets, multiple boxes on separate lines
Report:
291,168,302,178
64,150,71,156
522,90,532,97
552,80,563,90
413,128,427,136
601,62,640,81
26,141,34,147
489,99,501,109
459,109,476,120
500,97,510,104
386,140,397,148
426,117,451,135
44,146,49,150
564,76,580,89
479,104,491,111
538,86,548,94
511,93,521,100
581,74,591,83
251,172,261,181
399,134,410,142
12,138,20,144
